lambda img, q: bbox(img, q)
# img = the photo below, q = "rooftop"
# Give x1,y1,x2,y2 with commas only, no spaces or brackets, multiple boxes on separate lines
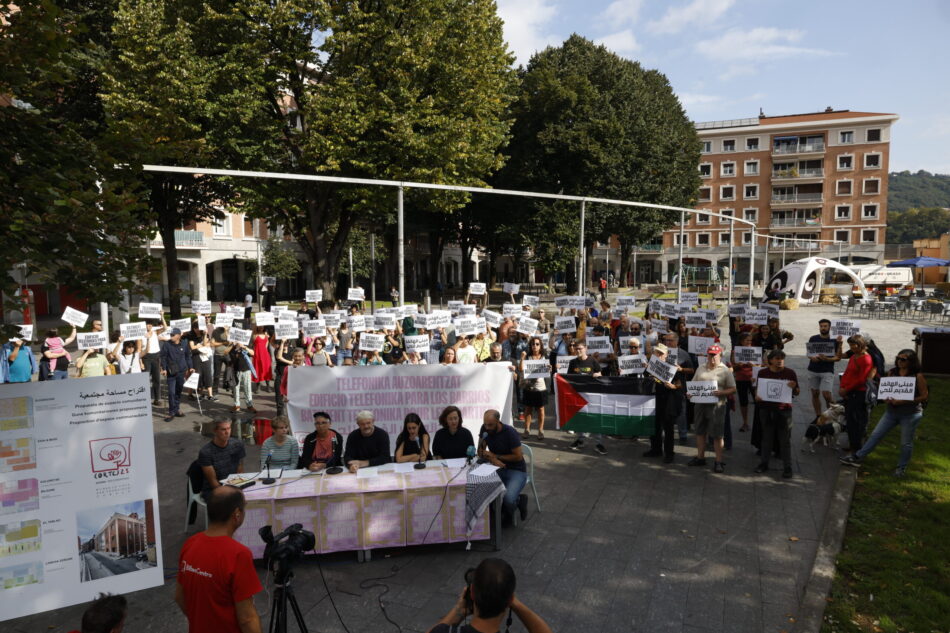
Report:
695,108,899,133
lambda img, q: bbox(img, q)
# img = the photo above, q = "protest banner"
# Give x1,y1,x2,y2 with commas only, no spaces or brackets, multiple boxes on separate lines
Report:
618,354,646,375
137,302,162,318
305,289,323,303
586,336,611,354
686,380,719,404
686,313,706,329
169,318,191,332
229,328,252,345
374,314,397,331
468,282,486,296
359,333,385,352
522,294,539,308
62,306,89,328
404,334,431,354
687,336,716,356
728,303,746,317
503,282,520,295
516,317,539,336
323,313,341,328
831,319,860,338
554,316,576,333
253,311,275,327
191,300,212,314
482,309,502,328
523,359,550,379
556,355,576,374
263,276,277,286
119,322,147,342
275,321,299,340
287,364,514,452
77,332,109,350
734,346,763,364
348,315,367,333
877,376,916,401
459,304,476,317
215,313,235,328
806,341,837,357
647,356,677,384
347,287,365,301
757,378,793,403
0,375,163,622
680,292,699,305
447,300,464,315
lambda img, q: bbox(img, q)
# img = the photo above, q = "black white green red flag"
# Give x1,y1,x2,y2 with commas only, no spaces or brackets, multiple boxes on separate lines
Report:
555,374,655,435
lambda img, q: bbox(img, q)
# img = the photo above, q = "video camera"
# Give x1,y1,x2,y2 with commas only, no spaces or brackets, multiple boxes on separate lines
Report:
259,523,315,582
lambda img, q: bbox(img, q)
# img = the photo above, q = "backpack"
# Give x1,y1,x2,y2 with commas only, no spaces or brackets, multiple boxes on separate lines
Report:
864,339,886,407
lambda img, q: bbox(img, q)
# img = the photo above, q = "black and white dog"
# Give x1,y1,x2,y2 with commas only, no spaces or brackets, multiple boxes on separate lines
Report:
802,403,846,452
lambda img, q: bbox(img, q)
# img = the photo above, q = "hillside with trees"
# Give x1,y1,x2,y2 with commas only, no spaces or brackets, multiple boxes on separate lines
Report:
888,170,950,212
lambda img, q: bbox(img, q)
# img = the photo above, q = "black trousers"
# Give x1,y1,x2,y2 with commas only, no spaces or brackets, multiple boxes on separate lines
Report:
142,353,162,401
650,412,675,458
844,390,868,451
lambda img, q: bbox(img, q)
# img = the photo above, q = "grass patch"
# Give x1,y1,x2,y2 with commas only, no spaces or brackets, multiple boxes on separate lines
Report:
822,377,950,633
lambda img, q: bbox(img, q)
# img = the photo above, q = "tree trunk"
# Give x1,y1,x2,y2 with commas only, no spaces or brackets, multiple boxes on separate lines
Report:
619,242,632,289
427,231,444,289
153,179,182,319
487,248,498,288
564,262,576,295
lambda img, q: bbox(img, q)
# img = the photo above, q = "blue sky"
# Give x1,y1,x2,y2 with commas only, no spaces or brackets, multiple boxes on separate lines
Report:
496,0,950,174
76,500,147,541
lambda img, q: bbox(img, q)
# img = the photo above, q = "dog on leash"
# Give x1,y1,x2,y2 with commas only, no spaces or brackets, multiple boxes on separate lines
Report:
802,403,846,452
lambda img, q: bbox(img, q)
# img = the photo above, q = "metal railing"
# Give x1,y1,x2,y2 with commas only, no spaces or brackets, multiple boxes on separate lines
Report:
771,192,823,203
772,142,825,155
770,216,822,227
150,229,206,248
771,167,824,178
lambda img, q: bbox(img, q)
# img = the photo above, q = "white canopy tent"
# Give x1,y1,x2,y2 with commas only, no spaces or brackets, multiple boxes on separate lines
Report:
764,256,869,304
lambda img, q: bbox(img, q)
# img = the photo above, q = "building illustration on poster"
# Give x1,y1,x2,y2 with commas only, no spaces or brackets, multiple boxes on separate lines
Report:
77,500,157,582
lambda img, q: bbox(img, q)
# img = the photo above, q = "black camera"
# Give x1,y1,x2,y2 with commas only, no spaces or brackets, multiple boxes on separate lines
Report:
259,523,316,582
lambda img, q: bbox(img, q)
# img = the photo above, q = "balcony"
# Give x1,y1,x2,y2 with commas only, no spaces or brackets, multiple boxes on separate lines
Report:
771,142,825,156
633,244,663,253
769,216,822,228
149,230,206,249
771,192,823,206
771,167,824,182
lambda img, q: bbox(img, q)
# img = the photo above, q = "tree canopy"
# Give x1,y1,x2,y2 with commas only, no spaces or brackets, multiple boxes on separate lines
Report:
888,170,950,213
886,207,950,244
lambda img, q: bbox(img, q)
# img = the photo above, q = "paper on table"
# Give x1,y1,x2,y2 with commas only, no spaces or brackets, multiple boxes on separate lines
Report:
394,462,418,473
356,466,379,479
470,463,499,477
279,469,309,478
441,458,468,469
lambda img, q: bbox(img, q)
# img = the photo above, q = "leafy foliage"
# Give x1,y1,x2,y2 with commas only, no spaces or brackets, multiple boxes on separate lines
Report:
886,207,950,243
888,170,950,213
261,235,301,280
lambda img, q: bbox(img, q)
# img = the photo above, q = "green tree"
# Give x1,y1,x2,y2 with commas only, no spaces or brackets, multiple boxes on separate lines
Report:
261,234,302,281
888,170,950,212
886,207,950,243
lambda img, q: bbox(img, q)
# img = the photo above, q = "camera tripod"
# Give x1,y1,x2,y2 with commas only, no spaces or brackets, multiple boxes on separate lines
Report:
268,570,308,633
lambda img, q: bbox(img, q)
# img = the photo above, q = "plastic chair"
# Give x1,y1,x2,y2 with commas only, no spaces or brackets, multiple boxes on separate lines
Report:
185,465,209,532
521,444,541,513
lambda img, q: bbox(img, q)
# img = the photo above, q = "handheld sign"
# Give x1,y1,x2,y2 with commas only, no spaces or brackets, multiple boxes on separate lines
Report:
305,289,323,303
522,294,539,308
687,380,719,404
806,341,837,358
734,346,763,365
744,309,768,325
482,309,502,328
759,303,780,318
687,336,716,356
359,332,385,352
554,316,576,333
476,317,487,332
647,356,677,384
254,311,275,327
323,314,341,328
503,282,520,295
137,302,163,318
468,282,486,296
77,332,108,350
227,305,245,317
554,296,570,309
616,296,635,311
119,322,147,342
412,313,429,329
62,306,89,328
275,321,299,340
427,311,451,329
728,304,746,318
16,324,34,342
215,313,235,328
831,320,860,338
459,304,477,317
348,315,367,333
522,359,550,379
191,301,212,315
374,314,397,331
170,318,192,332
501,303,521,318
229,328,252,345
447,300,464,315
183,372,200,390
877,376,916,401
455,318,478,337
659,302,677,319
680,292,699,305
586,336,611,354
757,377,793,404
567,296,587,310
701,309,718,323
347,287,365,301
516,317,539,336
618,354,646,375
619,335,646,351
686,313,706,329
652,319,669,334
404,334,431,354
556,355,576,374
305,320,327,338
262,276,277,286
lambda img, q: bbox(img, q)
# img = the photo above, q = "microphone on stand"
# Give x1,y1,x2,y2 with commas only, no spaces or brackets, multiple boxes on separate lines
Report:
261,452,275,484
414,436,426,469
466,445,476,466
325,434,343,475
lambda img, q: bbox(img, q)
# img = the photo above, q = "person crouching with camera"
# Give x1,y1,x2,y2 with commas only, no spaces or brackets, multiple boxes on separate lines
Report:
427,558,551,633
176,485,263,633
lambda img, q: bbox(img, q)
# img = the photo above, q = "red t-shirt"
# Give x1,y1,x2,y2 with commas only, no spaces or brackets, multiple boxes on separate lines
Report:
178,533,263,633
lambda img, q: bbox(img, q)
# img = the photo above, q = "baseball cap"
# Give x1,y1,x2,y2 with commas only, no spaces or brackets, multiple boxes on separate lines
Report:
170,327,182,336
707,344,723,355
654,343,669,355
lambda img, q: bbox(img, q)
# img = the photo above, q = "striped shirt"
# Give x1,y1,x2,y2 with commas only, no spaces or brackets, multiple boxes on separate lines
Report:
260,436,300,469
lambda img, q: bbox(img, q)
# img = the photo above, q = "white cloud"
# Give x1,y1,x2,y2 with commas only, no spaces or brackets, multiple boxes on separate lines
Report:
496,0,560,66
933,116,950,136
596,29,641,55
597,0,644,27
648,0,735,35
696,27,833,62
678,92,723,107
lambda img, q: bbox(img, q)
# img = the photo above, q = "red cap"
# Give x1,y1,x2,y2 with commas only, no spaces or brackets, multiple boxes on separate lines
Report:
706,344,723,355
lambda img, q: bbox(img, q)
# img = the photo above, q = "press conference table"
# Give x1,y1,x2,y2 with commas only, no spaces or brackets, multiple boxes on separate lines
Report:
230,462,505,561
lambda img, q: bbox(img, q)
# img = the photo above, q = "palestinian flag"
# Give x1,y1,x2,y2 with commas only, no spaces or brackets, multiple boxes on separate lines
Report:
555,375,655,435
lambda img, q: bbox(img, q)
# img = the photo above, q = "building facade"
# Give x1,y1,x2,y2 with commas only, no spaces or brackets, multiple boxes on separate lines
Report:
94,511,147,557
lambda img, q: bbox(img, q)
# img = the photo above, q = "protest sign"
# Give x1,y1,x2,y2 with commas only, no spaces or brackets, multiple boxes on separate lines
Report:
183,372,200,390
412,313,429,329
516,317,539,336
757,377,793,403
404,334,431,354
877,376,915,401
169,318,192,332
522,294,539,308
229,328,251,345
191,300,212,314
647,356,677,384
554,316,577,333
618,354,646,375
252,311,274,327
675,303,692,316
476,317,487,331
482,309,502,328
323,313,341,328
227,305,245,317
728,303,747,317
503,282,520,295
305,289,323,303
427,311,451,329
459,304,477,317
744,309,768,325
686,380,719,404
652,319,668,334
275,320,299,340
680,292,699,305
262,276,277,286
806,341,837,357
374,314,397,331
215,313,234,328
347,287,365,301
760,303,780,318
701,309,718,323
359,333,385,352
348,315,367,333
586,336,611,354
137,302,163,318
658,302,677,319
16,324,34,342
618,335,645,351
555,355,576,374
404,304,419,316
831,320,860,338
468,282,486,296
502,302,521,317
62,306,89,328
686,313,706,329
269,305,283,314
523,359,550,379
119,322,147,342
77,332,109,350
616,296,636,311
447,300,464,315
687,336,716,356
554,296,570,309
455,318,478,337
567,296,587,310
734,346,763,364
305,320,327,338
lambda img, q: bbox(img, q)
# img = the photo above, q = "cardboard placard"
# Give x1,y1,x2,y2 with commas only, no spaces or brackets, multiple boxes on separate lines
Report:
305,320,327,338
169,318,192,332
183,372,200,390
323,314,341,328
686,313,707,329
262,276,277,286
728,304,747,317
227,305,246,317
877,376,916,401
191,301,212,315
831,320,860,338
305,289,323,303
760,303,780,318
687,380,719,404
77,332,109,350
374,314,397,331
468,282,486,296
348,315,367,333
502,303,521,317
16,324,34,342
646,356,677,384
137,302,163,318
554,316,576,333
359,333,385,352
734,346,763,364
618,335,645,351
215,313,235,328
616,296,636,310
516,317,539,336
482,309,502,328
119,322,146,342
229,328,252,345
347,287,365,301
427,311,451,329
743,309,768,325
658,302,677,319
275,321,299,340
503,282,520,295
404,334,431,354
519,359,548,379
567,296,587,310
447,300,464,315
586,336,611,354
680,292,699,305
618,354,646,375
556,355,576,374
62,306,89,328
756,377,793,403
455,318,478,337
254,311,275,327
459,304,477,317
687,336,716,356
806,341,837,357
522,294,539,308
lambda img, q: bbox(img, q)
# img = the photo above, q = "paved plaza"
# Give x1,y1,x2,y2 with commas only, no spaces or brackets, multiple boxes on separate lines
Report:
6,301,933,633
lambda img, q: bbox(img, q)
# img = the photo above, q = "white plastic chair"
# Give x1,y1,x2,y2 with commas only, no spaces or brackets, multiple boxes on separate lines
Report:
185,471,208,532
522,443,541,512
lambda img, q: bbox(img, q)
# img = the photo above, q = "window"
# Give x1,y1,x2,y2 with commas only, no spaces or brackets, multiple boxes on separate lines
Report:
744,160,759,175
741,231,752,245
835,230,850,244
864,153,881,169
839,130,854,144
862,203,879,219
696,233,711,246
696,213,711,225
744,184,759,200
838,155,853,170
743,208,757,222
721,162,735,177
673,232,687,247
720,208,734,220
746,137,760,151
699,163,712,178
866,128,881,142
722,139,736,152
836,180,852,196
863,178,880,194
213,214,231,237
835,205,851,220
698,187,711,202
861,229,877,243
720,185,735,201
719,232,731,245
243,216,258,238
701,140,712,153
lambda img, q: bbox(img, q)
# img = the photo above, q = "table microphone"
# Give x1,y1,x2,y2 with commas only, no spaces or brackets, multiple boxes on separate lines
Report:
413,436,426,469
466,445,476,466
325,434,343,475
261,452,275,484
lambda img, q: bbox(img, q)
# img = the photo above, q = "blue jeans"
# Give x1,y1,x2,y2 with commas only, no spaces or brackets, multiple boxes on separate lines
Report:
497,468,528,516
167,373,185,416
856,409,923,468
52,369,69,380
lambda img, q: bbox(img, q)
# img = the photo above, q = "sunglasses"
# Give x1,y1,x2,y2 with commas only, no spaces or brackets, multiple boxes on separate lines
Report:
897,356,909,361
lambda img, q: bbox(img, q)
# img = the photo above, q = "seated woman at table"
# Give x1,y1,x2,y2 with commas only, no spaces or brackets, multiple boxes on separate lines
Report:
432,405,475,460
297,411,344,472
394,413,432,463
260,417,300,470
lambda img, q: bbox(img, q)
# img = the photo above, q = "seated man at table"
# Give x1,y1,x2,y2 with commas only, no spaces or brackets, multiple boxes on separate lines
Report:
478,409,528,524
198,419,246,495
298,411,345,472
343,410,392,473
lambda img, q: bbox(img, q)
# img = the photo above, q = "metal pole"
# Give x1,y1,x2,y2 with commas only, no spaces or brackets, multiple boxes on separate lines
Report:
782,241,787,267
348,247,354,288
99,302,109,353
578,200,586,294
632,248,638,289
749,232,756,306
763,233,770,284
728,219,734,306
397,186,405,306
370,233,376,314
677,210,685,302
